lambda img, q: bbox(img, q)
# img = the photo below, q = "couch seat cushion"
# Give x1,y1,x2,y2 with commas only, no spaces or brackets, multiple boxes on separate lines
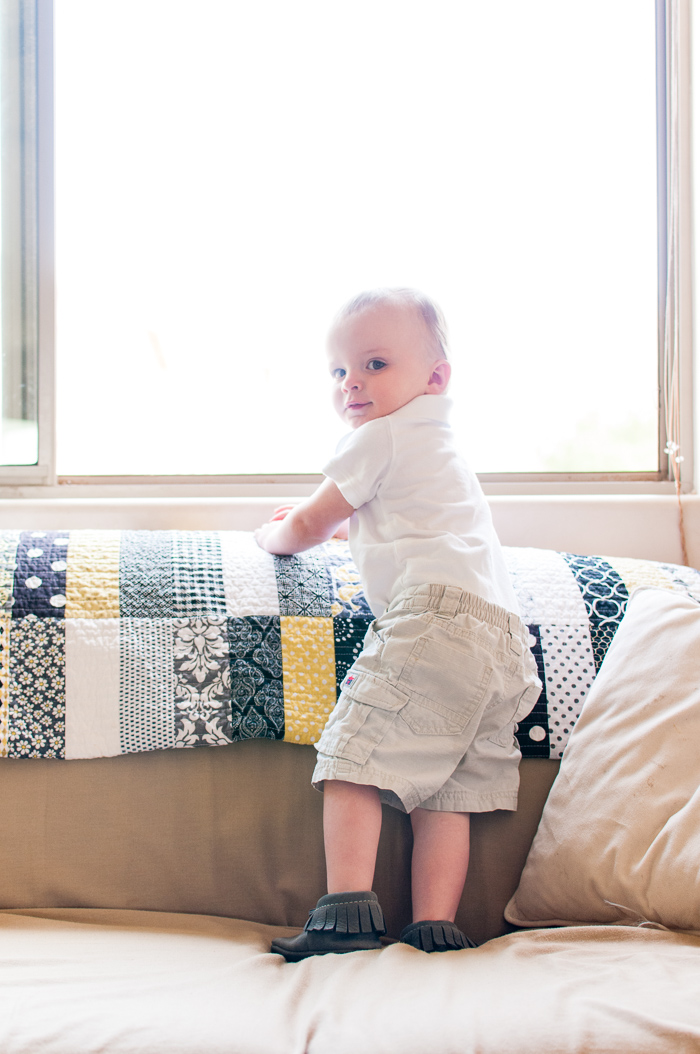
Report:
1,908,700,1053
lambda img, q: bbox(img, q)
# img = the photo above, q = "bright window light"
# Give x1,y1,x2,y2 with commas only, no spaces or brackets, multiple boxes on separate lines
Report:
54,1,659,476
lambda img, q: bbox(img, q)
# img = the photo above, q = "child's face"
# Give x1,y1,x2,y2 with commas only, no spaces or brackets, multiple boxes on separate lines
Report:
326,303,450,429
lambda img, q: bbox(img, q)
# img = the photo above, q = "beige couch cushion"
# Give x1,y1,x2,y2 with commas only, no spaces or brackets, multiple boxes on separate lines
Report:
506,587,700,931
0,739,557,943
1,908,700,1052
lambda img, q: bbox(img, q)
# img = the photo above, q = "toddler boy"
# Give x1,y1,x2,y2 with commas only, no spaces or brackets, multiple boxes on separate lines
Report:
255,288,540,960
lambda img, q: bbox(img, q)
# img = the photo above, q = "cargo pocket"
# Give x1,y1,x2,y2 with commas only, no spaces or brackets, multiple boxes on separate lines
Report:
317,671,410,764
396,630,493,736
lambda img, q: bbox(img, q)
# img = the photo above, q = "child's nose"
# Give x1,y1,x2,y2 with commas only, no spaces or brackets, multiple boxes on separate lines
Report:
342,370,362,391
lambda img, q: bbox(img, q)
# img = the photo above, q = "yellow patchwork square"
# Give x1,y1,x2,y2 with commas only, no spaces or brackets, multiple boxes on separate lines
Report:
281,616,336,745
65,530,121,619
606,556,675,596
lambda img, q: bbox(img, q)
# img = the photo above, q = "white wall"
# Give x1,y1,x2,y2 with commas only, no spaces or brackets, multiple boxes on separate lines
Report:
0,494,697,567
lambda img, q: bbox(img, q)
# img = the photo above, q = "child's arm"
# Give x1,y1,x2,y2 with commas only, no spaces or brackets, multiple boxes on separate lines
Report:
255,478,354,555
332,518,350,540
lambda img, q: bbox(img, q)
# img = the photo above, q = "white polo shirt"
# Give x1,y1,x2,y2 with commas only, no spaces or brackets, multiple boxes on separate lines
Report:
322,394,519,619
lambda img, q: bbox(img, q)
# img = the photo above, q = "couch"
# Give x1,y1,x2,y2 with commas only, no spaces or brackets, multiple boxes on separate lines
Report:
1,529,699,1053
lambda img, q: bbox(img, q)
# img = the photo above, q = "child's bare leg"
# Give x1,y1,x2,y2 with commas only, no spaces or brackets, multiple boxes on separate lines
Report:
409,808,470,922
323,779,382,892
269,780,385,961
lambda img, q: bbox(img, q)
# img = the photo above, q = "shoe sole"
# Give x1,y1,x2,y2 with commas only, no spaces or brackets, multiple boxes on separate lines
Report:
270,939,381,962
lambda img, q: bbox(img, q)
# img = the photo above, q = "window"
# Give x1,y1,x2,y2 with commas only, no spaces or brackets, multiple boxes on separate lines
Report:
0,0,39,471
1,1,688,489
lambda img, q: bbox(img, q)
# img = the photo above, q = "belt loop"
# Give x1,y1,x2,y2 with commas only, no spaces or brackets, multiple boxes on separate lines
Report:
509,613,524,655
438,585,460,619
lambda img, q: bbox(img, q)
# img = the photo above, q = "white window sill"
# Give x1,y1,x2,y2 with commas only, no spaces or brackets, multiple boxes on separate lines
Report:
0,491,696,569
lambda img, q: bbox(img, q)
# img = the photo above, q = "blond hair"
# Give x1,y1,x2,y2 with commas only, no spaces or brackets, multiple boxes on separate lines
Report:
336,287,449,362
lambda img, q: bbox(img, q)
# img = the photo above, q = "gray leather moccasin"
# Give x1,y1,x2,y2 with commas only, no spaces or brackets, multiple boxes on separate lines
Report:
399,919,476,952
270,891,386,963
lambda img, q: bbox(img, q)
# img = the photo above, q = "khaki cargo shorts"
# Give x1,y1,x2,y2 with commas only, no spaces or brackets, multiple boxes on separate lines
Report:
312,584,542,814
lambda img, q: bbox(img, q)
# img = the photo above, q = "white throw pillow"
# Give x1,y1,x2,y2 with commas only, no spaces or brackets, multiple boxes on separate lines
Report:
505,586,700,933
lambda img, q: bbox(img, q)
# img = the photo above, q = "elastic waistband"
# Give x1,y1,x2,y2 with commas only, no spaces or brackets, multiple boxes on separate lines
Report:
387,584,530,650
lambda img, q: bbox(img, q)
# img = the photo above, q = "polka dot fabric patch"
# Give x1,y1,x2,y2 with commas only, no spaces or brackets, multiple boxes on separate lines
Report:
505,548,700,758
538,624,596,758
0,530,697,760
12,531,69,619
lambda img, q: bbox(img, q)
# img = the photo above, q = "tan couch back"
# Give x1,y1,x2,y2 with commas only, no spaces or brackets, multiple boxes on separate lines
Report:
0,742,558,943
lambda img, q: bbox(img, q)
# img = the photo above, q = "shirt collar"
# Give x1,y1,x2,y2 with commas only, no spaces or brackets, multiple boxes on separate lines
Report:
389,393,452,423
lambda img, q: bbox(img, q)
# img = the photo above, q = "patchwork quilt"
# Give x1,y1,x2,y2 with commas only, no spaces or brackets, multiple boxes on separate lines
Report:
0,529,698,762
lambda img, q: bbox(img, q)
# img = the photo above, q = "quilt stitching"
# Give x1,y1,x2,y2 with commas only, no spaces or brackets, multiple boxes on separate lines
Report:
65,530,119,619
0,530,696,761
0,531,20,615
12,531,69,619
120,618,176,754
7,615,65,758
120,531,175,618
228,616,284,742
561,554,629,671
274,551,334,617
0,617,10,756
172,532,227,618
173,616,232,747
514,625,549,758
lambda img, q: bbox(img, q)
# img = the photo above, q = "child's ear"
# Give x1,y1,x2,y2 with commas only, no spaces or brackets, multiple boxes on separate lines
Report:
425,359,451,394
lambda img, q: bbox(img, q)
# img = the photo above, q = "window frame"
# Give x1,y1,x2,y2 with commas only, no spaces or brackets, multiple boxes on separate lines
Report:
0,0,692,498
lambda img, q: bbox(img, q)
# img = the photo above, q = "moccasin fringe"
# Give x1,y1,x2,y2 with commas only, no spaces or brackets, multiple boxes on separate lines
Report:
400,920,476,952
304,893,386,936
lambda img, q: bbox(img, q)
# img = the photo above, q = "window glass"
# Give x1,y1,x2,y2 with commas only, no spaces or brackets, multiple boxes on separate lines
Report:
54,1,658,477
1,0,38,467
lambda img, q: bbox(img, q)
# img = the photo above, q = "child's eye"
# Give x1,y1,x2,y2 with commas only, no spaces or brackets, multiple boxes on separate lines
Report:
367,359,386,371
331,367,346,379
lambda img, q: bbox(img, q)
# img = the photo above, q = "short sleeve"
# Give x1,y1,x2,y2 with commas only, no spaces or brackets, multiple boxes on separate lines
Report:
322,418,392,510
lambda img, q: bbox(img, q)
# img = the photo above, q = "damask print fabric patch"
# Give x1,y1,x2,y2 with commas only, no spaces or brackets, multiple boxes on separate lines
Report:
227,617,284,741
174,616,232,746
0,528,696,760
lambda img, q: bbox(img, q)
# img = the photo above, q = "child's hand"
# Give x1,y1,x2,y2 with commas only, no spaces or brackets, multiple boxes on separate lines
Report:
255,505,298,551
253,480,354,556
269,504,296,522
254,521,279,551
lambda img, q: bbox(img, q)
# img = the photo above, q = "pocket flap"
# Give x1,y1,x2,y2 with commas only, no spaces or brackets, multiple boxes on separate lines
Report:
514,681,542,721
340,671,409,712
